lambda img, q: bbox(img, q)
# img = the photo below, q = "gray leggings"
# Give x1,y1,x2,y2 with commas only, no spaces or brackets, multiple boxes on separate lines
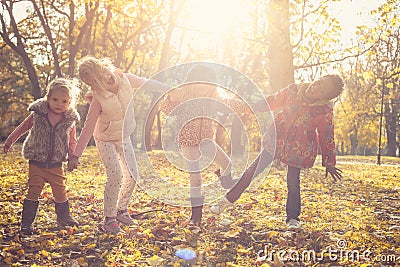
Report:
226,148,274,202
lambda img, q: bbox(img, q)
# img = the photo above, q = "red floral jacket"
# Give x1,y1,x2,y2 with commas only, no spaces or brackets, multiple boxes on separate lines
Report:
263,84,336,168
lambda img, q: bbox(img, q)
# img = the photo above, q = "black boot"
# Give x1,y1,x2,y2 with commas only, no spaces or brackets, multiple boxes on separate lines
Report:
215,169,239,189
55,200,79,227
20,199,39,235
189,197,204,227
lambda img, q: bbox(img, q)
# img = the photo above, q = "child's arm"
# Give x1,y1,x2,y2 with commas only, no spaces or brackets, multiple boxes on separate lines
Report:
3,114,33,153
67,126,78,171
254,84,295,112
72,99,101,158
316,111,342,181
68,126,77,157
126,73,170,93
68,100,100,171
316,111,335,166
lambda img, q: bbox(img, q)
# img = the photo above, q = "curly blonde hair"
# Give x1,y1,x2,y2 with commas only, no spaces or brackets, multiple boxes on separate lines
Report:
45,77,79,107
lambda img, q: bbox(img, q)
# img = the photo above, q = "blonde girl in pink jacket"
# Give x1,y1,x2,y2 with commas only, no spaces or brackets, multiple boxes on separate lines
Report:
68,56,166,233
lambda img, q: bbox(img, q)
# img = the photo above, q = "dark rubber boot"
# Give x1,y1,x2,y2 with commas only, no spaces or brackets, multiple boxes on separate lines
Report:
20,199,39,235
55,200,79,227
189,197,204,227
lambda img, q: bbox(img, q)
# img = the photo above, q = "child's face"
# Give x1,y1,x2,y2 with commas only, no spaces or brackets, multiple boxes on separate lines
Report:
47,89,71,114
304,76,337,102
100,66,118,91
82,66,118,92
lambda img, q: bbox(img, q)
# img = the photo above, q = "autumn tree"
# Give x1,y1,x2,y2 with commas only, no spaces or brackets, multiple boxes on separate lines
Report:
0,0,41,99
267,0,294,91
357,1,400,157
143,0,185,150
335,61,380,155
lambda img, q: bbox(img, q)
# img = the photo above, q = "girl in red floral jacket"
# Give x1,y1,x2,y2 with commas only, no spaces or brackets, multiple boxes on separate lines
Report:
211,74,344,231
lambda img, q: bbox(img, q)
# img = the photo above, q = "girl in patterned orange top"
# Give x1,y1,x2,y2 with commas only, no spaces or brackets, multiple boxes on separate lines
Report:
211,74,344,231
161,64,249,226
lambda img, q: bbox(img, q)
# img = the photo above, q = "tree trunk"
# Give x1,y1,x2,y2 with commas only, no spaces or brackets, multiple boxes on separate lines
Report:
385,103,397,157
267,0,294,92
0,2,41,99
30,0,61,76
231,117,244,156
340,141,345,155
143,0,182,151
21,53,42,99
350,127,358,155
68,1,99,76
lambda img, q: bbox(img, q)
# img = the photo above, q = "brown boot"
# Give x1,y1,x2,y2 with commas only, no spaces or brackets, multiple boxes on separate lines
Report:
189,197,204,226
55,200,79,227
20,199,39,235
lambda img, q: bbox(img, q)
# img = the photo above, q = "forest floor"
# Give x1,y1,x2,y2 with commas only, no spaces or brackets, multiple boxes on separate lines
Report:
0,144,399,266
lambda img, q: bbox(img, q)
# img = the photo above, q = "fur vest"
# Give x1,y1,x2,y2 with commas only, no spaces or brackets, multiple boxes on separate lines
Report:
23,99,80,163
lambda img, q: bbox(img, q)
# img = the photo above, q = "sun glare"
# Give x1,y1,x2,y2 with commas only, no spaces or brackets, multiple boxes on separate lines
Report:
185,0,249,34
177,0,253,51
328,0,383,38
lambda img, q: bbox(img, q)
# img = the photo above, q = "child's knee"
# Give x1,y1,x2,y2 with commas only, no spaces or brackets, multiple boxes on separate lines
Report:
53,187,68,203
26,185,43,201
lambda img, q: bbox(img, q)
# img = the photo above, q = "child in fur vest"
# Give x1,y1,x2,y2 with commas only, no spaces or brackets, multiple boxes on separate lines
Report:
3,78,80,235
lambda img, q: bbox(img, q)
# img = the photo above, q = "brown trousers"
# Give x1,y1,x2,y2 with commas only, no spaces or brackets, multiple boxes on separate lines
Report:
26,163,67,202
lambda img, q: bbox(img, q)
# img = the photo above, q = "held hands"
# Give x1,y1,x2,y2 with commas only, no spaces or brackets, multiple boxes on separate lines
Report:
325,166,343,182
3,143,10,154
67,155,80,172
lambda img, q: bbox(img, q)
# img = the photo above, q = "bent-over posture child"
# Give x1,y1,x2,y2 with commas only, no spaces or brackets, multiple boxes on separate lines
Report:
211,74,344,231
3,78,80,235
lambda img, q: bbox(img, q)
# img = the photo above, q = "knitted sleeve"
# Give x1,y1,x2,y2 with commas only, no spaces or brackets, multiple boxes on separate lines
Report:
316,110,336,167
4,113,33,148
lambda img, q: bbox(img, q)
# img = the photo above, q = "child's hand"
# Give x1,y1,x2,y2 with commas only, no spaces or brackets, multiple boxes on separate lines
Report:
67,155,80,172
325,166,343,182
3,144,10,154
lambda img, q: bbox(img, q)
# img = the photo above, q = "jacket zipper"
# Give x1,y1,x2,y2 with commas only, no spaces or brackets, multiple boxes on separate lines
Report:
45,116,63,163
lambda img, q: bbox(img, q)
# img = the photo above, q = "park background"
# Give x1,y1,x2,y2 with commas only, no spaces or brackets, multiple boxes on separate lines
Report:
0,0,399,266
1,0,399,158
